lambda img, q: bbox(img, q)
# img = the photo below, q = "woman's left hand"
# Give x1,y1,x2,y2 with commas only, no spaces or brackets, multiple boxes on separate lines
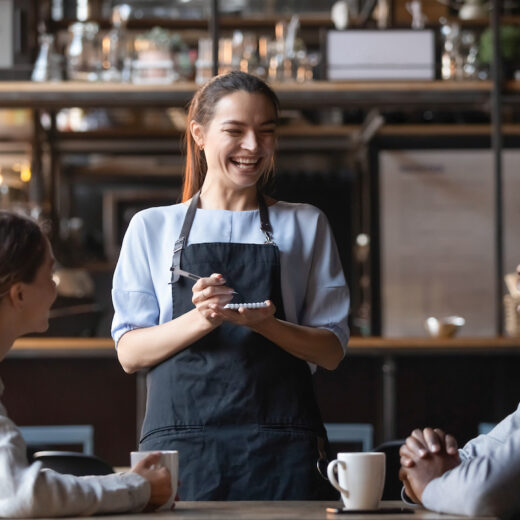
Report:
209,300,276,327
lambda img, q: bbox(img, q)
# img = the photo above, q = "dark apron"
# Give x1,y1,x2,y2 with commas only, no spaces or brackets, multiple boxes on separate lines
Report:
139,192,335,500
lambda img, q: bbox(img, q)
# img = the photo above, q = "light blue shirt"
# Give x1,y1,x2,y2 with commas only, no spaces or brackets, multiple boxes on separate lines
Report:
111,200,350,370
421,403,520,518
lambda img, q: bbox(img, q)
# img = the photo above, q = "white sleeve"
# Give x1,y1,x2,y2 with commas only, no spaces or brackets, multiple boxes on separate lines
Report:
0,404,150,517
422,422,520,517
111,212,160,346
298,209,350,355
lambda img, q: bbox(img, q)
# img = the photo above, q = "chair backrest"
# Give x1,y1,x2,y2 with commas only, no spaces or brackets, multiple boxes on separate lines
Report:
19,425,94,455
373,439,405,500
324,423,374,452
33,451,114,476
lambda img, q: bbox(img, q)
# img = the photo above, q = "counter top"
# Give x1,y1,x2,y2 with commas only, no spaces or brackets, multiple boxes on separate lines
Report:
8,336,520,358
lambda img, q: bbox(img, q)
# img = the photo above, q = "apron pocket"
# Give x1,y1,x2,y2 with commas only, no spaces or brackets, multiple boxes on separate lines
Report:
140,424,204,445
255,424,333,499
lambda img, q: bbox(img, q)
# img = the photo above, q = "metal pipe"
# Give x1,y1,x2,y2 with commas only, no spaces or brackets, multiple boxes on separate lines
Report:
490,0,504,335
210,0,219,76
382,356,396,441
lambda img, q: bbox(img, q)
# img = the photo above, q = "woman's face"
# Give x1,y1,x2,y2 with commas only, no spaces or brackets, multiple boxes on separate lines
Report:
193,91,277,191
22,238,57,333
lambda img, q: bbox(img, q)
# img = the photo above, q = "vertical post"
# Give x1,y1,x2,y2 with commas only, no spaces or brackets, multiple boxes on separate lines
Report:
382,355,396,441
210,0,219,76
29,109,44,207
48,110,59,232
490,0,503,335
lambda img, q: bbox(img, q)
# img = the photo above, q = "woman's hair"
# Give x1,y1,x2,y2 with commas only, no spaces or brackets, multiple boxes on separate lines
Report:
0,211,46,299
182,71,280,201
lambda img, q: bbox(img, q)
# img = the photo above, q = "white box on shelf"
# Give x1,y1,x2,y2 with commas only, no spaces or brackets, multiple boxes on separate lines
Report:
0,0,13,68
327,29,435,80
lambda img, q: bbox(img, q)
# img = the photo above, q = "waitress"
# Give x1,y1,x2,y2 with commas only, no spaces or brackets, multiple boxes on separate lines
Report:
112,71,350,500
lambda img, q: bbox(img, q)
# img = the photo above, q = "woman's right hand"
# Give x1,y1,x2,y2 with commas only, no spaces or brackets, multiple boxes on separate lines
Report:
192,273,234,323
130,452,172,511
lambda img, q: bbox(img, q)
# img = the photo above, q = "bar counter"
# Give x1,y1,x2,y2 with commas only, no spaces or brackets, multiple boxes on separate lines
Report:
9,336,520,358
8,336,520,443
54,501,493,520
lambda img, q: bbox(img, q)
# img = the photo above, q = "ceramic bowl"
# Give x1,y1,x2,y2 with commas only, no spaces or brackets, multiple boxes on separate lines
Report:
425,316,465,338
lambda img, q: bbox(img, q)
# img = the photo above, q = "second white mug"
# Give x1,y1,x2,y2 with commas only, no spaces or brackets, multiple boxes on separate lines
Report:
130,450,178,511
327,452,385,510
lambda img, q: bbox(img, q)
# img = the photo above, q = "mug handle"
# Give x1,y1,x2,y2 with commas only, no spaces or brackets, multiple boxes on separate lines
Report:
327,459,349,494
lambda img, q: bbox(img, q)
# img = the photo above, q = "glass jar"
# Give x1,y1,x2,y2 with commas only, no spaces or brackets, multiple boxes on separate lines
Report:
65,22,101,81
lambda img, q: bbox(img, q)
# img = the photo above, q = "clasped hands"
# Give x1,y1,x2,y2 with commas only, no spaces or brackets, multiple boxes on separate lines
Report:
192,273,275,327
399,427,461,504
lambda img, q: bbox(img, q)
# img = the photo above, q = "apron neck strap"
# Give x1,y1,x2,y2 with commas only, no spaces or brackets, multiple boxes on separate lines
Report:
257,192,275,245
170,191,200,283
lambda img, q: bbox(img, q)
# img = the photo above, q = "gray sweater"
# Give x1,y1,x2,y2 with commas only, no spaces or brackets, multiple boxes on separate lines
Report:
0,378,150,517
422,402,520,518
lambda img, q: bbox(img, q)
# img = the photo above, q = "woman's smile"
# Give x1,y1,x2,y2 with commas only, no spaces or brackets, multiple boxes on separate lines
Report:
229,155,263,174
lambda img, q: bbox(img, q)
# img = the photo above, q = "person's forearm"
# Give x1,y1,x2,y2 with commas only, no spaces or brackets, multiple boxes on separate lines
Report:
250,317,343,370
117,309,217,373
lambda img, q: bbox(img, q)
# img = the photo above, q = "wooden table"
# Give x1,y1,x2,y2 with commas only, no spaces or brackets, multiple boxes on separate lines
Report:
55,501,493,520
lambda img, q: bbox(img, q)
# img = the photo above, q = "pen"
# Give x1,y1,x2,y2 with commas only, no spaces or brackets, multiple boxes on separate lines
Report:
172,267,238,294
175,268,203,282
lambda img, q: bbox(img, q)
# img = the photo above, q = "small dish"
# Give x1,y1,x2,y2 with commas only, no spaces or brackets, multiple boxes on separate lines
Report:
425,316,465,338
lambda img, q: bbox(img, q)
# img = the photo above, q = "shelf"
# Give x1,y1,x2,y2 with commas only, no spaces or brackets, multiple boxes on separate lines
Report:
0,80,517,110
8,336,520,359
9,337,116,358
51,124,520,143
49,14,335,31
47,14,520,32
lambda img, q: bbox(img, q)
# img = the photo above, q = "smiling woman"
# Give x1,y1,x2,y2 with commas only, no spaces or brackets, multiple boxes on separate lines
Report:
112,71,350,501
190,90,276,193
0,211,172,516
0,212,54,356
182,71,279,202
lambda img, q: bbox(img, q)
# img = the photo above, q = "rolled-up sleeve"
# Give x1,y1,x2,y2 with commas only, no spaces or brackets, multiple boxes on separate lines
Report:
422,428,520,517
0,391,150,517
111,213,160,346
299,210,350,355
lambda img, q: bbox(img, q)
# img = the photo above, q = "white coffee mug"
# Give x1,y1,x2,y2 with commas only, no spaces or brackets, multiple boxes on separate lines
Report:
130,450,178,511
327,452,385,510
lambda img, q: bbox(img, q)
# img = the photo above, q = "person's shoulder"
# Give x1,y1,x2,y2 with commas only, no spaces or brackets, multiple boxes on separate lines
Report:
270,199,324,217
131,202,187,226
271,200,327,225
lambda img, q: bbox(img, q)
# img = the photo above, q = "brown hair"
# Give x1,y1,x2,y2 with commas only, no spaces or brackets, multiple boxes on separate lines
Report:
0,211,46,300
182,71,280,202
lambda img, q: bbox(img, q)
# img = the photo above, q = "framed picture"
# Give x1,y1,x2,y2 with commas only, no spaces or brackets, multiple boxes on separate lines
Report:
103,188,180,260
